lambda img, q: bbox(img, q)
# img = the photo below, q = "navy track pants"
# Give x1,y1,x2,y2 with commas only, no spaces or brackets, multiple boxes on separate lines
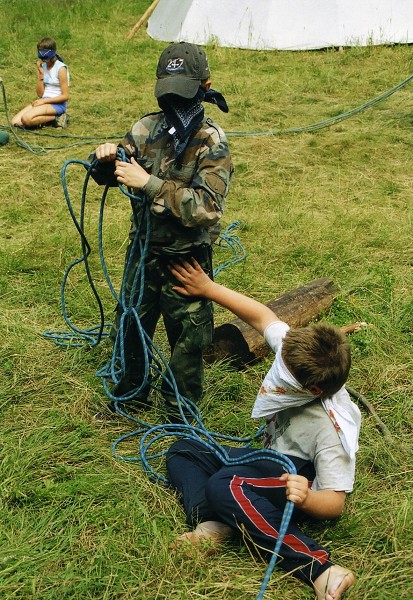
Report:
166,438,333,586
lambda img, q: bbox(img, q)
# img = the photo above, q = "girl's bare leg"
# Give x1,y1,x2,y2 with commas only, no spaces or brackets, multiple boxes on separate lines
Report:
13,104,57,127
11,104,33,126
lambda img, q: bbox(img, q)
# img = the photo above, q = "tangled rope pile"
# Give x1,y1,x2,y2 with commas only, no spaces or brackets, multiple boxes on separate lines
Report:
43,155,246,348
41,151,298,598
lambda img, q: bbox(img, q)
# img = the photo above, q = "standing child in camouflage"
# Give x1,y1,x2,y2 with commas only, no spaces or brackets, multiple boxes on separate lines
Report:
90,42,233,422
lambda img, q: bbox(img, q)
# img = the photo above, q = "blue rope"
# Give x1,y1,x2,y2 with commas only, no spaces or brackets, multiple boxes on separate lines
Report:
43,153,246,348
3,73,413,153
43,159,115,346
111,418,297,600
213,220,246,276
44,154,293,599
43,159,110,346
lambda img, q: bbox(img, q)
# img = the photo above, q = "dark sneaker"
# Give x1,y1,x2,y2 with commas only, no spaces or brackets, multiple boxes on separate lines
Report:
164,395,197,425
93,396,152,421
55,113,68,128
115,395,153,412
164,402,195,425
93,406,123,422
111,379,152,406
93,381,153,421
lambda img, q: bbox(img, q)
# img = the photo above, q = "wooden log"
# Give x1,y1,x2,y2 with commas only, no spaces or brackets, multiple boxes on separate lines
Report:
204,278,337,368
127,0,161,39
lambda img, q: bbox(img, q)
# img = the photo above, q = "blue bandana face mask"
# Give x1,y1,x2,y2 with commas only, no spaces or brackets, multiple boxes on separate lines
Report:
38,49,56,61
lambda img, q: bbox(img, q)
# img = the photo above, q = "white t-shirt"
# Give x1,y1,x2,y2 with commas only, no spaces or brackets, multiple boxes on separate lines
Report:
42,60,69,99
261,321,357,493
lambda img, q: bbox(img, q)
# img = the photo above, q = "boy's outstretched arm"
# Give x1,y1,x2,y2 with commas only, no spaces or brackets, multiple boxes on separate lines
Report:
169,259,281,336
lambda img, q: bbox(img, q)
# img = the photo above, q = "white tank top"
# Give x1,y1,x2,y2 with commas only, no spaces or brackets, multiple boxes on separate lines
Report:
42,60,70,99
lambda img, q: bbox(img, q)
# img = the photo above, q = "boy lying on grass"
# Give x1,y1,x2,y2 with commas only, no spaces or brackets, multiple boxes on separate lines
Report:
166,259,361,600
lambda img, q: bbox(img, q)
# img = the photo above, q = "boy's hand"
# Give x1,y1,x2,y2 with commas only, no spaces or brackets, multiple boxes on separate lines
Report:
95,143,118,162
114,157,150,189
280,474,346,519
279,473,310,508
169,259,213,297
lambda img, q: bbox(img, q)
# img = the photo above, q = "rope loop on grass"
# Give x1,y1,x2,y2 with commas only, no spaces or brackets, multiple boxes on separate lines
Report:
2,73,413,152
226,72,413,138
0,79,121,154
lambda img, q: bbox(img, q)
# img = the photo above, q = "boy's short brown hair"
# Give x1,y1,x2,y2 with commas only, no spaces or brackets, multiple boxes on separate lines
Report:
281,323,351,397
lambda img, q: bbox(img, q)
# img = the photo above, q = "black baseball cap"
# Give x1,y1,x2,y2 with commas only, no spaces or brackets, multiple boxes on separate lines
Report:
155,42,210,99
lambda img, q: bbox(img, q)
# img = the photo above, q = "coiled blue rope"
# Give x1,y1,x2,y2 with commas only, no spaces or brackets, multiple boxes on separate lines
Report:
43,151,246,348
213,220,246,276
43,158,113,346
44,152,294,599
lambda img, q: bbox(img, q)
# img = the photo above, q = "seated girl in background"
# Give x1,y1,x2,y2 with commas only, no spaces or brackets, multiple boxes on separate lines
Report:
12,37,69,129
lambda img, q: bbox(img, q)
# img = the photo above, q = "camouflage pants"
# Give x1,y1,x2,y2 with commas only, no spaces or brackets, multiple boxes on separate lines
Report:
111,244,214,415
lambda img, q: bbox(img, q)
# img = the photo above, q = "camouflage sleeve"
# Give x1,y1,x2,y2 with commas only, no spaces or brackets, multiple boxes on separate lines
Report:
119,118,156,170
144,125,233,228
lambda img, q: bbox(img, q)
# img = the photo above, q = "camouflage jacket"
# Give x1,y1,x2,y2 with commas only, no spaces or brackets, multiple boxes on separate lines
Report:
90,112,233,254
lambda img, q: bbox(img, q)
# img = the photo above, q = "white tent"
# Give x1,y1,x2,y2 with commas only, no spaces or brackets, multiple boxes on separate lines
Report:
147,0,413,51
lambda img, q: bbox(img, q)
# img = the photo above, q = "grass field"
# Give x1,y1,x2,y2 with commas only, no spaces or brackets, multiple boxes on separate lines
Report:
0,1,412,598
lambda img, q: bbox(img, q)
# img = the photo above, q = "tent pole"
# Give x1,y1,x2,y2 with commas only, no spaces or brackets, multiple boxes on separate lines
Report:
127,0,161,40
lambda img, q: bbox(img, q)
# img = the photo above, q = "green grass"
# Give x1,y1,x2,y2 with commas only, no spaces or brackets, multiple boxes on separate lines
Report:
1,1,413,598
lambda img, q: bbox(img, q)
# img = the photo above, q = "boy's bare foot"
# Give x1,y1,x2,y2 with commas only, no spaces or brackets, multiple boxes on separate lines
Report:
313,565,355,600
171,521,233,556
178,520,233,543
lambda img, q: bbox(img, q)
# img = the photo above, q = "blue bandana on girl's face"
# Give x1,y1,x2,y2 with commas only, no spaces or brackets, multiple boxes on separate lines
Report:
38,49,56,61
